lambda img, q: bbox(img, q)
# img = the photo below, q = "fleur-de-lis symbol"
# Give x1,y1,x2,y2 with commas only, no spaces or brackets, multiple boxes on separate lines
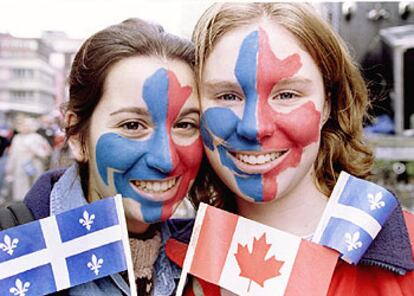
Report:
9,278,30,296
344,231,363,252
0,235,19,255
79,210,95,231
368,192,385,210
87,254,104,275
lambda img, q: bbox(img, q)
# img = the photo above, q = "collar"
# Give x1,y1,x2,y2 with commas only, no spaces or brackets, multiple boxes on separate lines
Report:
152,221,182,296
360,203,414,275
50,164,87,215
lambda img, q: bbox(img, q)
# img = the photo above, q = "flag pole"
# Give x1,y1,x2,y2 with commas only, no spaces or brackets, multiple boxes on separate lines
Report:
176,203,208,296
114,194,137,296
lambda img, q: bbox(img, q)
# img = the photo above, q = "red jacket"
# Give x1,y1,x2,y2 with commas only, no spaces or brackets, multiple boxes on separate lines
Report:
167,210,414,295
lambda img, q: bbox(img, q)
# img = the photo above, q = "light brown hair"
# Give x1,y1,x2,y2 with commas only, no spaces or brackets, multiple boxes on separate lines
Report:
191,3,374,203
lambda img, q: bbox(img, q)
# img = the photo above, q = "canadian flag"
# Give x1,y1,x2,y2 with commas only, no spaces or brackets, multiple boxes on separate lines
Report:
177,204,339,296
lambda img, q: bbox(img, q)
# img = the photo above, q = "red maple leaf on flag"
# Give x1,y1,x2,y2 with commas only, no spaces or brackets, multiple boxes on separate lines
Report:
234,233,284,292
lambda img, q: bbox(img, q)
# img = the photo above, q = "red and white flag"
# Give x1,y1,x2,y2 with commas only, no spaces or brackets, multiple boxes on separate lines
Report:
177,203,339,296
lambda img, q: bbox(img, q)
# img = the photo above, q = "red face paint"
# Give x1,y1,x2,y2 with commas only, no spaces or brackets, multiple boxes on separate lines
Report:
257,28,321,201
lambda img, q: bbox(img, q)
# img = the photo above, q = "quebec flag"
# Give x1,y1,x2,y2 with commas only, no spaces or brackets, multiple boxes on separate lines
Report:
312,171,398,264
0,195,136,296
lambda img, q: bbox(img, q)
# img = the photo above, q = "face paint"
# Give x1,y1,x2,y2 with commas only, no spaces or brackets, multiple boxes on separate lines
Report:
96,68,203,223
201,28,321,202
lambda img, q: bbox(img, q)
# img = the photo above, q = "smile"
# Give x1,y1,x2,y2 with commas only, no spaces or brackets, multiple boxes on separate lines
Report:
229,150,288,174
130,177,181,202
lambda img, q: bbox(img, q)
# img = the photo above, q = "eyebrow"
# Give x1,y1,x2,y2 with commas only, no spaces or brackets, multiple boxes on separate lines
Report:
202,81,242,93
203,77,313,91
276,77,313,86
109,107,151,117
178,107,200,118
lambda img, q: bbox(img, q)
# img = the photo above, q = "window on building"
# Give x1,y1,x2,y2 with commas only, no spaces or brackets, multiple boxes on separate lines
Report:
12,68,34,79
11,90,34,103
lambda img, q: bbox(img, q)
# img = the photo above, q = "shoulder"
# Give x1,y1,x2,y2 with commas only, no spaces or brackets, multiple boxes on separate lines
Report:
23,168,66,219
329,259,414,296
403,211,414,252
328,210,414,296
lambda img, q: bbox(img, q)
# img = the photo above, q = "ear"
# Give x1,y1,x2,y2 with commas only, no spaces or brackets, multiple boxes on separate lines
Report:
64,111,88,162
322,96,331,125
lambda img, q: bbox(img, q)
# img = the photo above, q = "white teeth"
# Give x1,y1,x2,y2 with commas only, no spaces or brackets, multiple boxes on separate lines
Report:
161,182,168,191
132,178,177,193
258,155,266,164
153,182,161,191
248,155,257,164
235,151,285,165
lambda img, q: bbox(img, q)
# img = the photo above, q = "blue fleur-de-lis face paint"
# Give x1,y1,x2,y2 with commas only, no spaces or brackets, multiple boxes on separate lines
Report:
88,57,202,223
200,25,325,203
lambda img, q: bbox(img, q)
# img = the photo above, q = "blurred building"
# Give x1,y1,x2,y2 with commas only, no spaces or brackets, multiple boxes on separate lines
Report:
0,32,82,126
41,31,83,108
0,34,55,120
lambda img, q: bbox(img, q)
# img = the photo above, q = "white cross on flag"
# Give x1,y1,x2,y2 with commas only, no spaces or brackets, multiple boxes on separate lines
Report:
312,171,398,264
0,195,136,295
177,203,339,296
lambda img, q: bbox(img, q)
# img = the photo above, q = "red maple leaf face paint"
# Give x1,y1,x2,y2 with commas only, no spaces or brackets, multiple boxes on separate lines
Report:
201,24,325,203
256,28,321,201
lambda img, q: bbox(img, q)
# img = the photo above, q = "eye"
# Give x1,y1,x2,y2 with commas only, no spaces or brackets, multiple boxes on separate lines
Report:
173,118,199,138
216,93,242,102
121,121,145,130
174,121,198,130
272,91,299,101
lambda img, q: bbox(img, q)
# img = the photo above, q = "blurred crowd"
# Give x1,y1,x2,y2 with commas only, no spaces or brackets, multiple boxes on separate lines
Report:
0,112,72,206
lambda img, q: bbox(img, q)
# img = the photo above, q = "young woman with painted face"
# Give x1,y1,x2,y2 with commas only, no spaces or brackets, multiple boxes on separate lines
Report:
165,3,414,295
23,19,203,295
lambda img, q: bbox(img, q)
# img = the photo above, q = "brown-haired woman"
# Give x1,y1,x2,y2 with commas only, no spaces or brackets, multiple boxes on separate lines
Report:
174,2,414,295
23,18,203,295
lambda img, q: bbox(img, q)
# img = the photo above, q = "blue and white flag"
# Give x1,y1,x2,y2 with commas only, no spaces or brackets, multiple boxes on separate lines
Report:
312,171,398,264
0,195,136,296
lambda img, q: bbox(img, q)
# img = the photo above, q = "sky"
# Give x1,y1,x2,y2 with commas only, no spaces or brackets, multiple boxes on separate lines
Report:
0,0,214,39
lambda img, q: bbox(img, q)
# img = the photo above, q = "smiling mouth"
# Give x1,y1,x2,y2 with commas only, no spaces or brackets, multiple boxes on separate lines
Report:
229,150,288,174
130,177,181,202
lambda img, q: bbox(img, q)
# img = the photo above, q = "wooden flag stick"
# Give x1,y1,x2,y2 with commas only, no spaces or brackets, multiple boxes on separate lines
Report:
176,203,208,296
114,194,137,296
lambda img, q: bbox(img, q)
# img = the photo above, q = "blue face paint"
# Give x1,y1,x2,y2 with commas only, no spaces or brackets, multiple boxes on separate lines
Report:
96,68,174,223
201,30,264,201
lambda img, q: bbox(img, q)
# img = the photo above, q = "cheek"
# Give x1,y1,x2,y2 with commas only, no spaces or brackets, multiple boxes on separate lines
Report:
95,133,147,185
264,101,321,148
175,137,204,174
201,107,240,148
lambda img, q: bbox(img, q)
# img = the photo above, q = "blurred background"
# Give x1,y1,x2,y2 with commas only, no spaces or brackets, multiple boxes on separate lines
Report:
0,1,413,214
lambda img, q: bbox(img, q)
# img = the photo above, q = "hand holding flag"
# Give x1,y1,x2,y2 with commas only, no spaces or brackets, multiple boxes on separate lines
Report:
0,195,137,296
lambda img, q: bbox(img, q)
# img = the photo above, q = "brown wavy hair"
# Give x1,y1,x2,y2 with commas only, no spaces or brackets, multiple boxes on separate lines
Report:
190,2,374,207
64,18,195,195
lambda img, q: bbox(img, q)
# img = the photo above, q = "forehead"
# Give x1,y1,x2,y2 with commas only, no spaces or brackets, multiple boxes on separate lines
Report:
102,56,196,108
202,20,319,83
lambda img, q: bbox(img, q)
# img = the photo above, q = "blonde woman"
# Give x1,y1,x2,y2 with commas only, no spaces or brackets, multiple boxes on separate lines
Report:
166,3,414,295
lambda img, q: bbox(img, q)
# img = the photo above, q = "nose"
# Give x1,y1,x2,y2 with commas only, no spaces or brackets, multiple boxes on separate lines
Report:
144,128,175,174
257,109,275,140
236,100,258,142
